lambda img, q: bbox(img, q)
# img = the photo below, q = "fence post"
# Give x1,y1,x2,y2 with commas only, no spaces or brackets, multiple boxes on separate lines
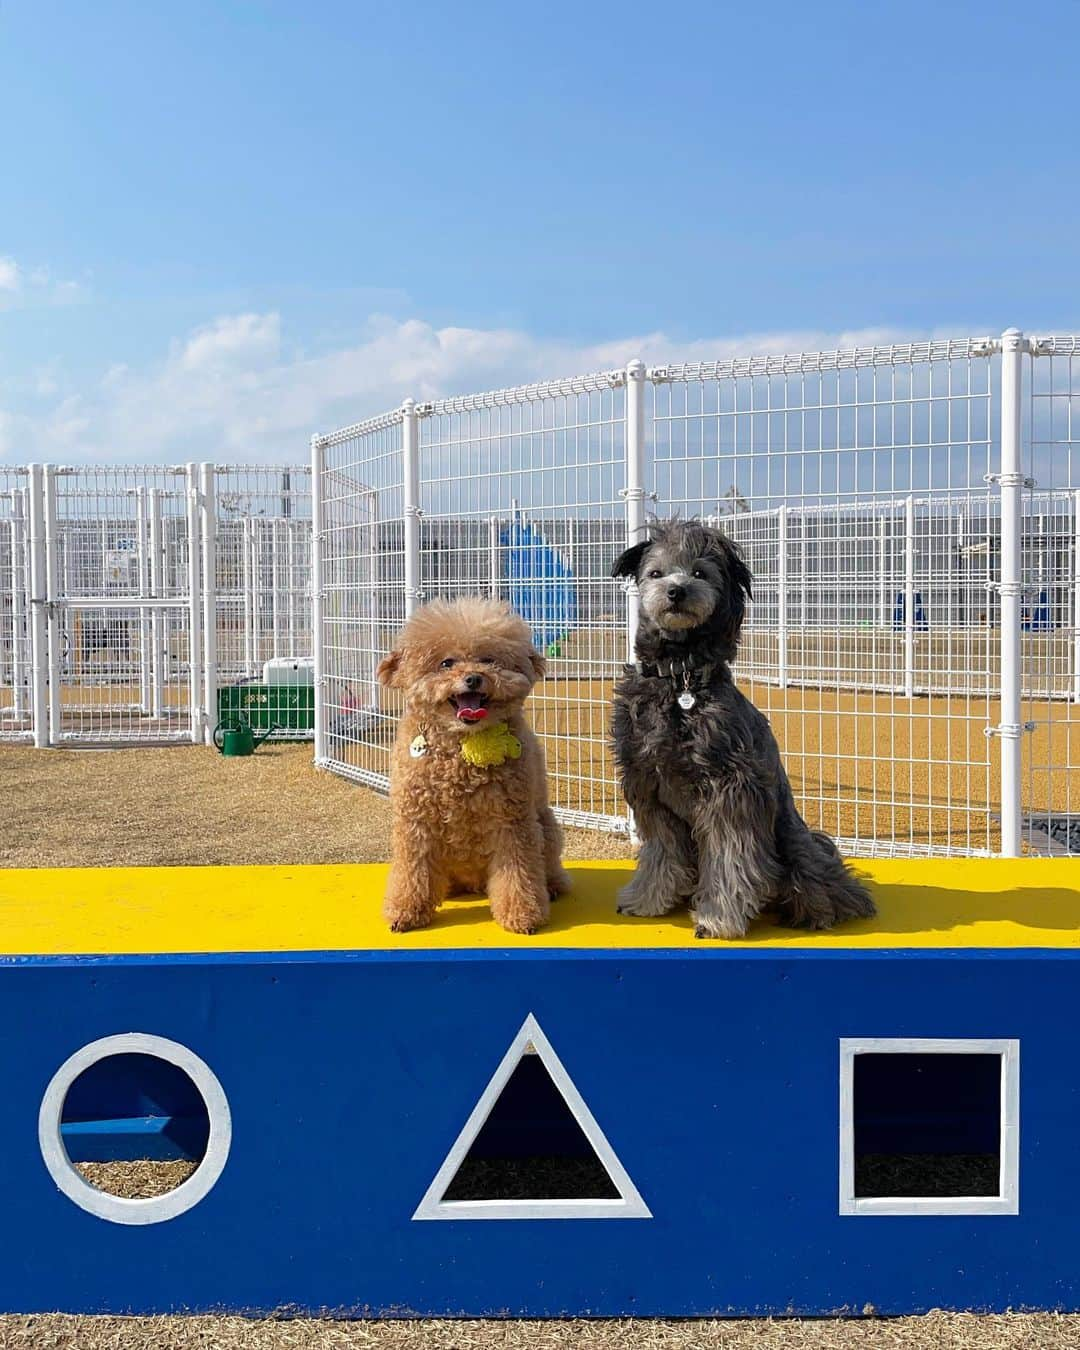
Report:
149,489,164,719
402,398,422,619
777,505,789,689
1073,489,1080,704
271,520,282,660
877,511,887,629
10,487,26,720
242,517,255,677
997,328,1026,857
623,359,646,661
135,487,152,715
44,466,61,742
185,463,203,745
904,494,915,699
310,434,328,767
489,516,500,599
27,465,48,748
199,463,217,746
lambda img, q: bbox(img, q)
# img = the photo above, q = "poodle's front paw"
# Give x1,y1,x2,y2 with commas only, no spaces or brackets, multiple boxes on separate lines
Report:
384,891,436,933
491,890,549,936
547,866,572,901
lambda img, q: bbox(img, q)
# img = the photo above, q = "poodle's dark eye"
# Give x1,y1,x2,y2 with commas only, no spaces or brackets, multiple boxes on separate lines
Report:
479,656,496,665
647,569,662,579
692,568,706,579
440,658,456,669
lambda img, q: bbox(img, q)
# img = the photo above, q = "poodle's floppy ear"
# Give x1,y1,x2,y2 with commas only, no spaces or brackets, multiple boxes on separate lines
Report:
610,539,650,579
375,650,402,687
529,647,547,681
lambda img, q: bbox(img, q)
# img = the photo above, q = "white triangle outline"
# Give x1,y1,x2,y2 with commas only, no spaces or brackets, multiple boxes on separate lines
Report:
412,1013,652,1221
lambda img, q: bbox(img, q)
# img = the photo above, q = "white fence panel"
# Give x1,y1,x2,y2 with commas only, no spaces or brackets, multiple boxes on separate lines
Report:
1022,339,1080,857
0,469,31,742
48,466,197,744
213,465,313,740
416,372,628,831
315,412,404,791
649,342,1001,857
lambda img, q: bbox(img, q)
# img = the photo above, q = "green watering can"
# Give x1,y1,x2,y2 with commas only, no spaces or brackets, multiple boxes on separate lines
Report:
213,718,280,757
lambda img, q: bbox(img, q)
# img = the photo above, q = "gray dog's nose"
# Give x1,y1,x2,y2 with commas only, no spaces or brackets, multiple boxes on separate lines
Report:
667,583,686,602
463,673,484,690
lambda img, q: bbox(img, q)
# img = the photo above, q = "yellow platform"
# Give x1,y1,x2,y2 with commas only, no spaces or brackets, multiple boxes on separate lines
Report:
0,859,1078,956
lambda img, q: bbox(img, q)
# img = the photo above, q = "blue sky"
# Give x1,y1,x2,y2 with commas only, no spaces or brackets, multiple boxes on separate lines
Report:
2,0,1079,462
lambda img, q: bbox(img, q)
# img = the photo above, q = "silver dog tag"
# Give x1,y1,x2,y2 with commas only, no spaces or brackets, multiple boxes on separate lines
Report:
677,690,697,711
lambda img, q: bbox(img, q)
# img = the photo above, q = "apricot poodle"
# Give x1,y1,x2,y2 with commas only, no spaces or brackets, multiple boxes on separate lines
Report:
376,598,570,934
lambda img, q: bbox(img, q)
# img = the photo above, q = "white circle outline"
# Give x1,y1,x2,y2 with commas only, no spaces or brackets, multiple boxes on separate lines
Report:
38,1032,232,1225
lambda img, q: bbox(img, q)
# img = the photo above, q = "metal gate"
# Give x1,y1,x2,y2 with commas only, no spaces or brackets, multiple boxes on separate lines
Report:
43,465,200,745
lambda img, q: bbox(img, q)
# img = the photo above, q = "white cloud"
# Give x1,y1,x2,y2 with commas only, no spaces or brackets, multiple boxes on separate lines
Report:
2,312,914,464
0,256,85,311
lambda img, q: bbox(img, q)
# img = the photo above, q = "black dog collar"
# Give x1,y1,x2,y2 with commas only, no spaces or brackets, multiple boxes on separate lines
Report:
631,655,714,681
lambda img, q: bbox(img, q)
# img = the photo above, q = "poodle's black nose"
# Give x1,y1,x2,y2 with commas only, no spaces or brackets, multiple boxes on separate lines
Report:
667,583,686,602
463,673,484,690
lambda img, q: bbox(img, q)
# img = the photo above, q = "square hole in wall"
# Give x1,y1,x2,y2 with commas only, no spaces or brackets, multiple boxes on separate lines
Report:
839,1038,1019,1216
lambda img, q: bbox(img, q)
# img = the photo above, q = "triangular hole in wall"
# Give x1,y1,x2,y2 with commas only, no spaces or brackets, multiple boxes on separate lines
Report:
412,1014,651,1220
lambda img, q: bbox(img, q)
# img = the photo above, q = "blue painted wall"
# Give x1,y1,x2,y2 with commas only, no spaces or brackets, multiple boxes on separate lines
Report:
0,947,1076,1317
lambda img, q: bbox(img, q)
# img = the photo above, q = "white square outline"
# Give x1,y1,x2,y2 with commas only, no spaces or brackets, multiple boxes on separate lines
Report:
839,1037,1020,1217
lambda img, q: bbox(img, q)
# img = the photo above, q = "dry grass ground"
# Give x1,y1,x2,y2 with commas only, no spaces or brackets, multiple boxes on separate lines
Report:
3,1312,1080,1350
0,744,633,869
0,741,1075,1347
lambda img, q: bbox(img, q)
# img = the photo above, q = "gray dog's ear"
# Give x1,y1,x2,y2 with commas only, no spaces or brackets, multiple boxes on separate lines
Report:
710,533,754,603
376,651,402,687
610,540,650,579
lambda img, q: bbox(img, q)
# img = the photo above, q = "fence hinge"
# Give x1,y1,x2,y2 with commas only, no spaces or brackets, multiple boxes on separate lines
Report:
984,722,1036,740
647,365,672,384
984,581,1041,598
606,369,627,389
1028,337,1054,357
984,472,1036,490
414,402,434,417
403,505,425,519
969,338,998,357
406,588,426,603
618,487,658,503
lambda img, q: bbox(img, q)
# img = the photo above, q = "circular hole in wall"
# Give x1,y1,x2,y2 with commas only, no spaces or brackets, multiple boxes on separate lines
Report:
39,1033,231,1225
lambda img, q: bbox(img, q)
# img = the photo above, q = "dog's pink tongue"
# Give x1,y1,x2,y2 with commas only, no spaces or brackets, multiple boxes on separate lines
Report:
457,706,488,723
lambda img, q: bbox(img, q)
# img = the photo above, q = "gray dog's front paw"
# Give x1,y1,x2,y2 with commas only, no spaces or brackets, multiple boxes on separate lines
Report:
616,879,677,918
691,912,749,941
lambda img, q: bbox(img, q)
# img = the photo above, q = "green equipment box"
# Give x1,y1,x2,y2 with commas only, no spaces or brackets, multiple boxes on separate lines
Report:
217,683,315,737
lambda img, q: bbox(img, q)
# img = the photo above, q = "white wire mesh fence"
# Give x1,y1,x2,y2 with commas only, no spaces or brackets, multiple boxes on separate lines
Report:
313,330,1080,859
0,468,31,742
2,462,312,746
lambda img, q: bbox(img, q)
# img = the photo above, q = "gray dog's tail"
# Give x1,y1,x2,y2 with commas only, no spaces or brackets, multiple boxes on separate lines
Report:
782,829,877,929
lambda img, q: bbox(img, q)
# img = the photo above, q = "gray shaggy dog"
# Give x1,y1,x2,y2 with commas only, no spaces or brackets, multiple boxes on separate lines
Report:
611,519,875,939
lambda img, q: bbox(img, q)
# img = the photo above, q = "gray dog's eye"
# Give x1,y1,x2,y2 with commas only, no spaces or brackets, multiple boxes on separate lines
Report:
647,568,662,578
693,568,706,579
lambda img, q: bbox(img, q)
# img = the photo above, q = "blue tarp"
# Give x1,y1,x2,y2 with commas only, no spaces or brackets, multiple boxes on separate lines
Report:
892,591,928,631
1022,589,1054,631
501,519,577,656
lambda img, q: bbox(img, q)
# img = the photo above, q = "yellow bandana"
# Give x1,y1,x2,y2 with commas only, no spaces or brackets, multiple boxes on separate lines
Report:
461,721,522,767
